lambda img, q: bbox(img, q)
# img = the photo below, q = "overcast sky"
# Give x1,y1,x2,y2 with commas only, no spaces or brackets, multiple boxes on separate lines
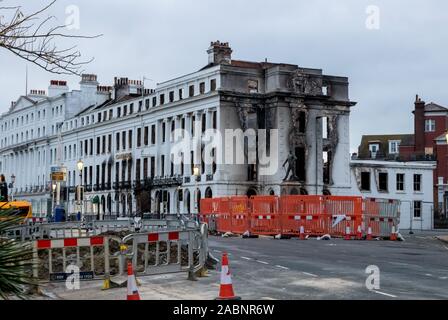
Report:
1,0,447,151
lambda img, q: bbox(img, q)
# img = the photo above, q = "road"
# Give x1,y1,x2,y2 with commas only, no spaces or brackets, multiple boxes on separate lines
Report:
208,234,448,300
40,232,448,300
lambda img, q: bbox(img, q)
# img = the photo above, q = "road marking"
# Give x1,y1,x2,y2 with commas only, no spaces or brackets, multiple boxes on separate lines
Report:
257,260,269,265
372,290,397,298
241,256,252,261
302,272,318,277
439,277,448,280
275,265,289,270
213,249,222,253
443,246,448,251
261,297,277,300
424,273,433,277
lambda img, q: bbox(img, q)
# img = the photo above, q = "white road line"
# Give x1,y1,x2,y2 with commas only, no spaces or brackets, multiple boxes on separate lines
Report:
275,265,289,270
443,246,448,251
241,256,252,261
257,260,269,265
372,290,397,298
302,272,318,277
213,249,222,253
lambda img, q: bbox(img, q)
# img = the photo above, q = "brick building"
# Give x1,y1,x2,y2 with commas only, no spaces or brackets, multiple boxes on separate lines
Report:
357,95,448,220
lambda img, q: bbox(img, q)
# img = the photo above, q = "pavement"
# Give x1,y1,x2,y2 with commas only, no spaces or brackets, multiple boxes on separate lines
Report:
36,232,448,300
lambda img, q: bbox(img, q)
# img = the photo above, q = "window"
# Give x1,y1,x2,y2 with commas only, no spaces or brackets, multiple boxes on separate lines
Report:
130,103,134,114
136,159,141,181
89,138,93,155
189,85,194,97
116,132,120,151
128,130,132,149
144,126,149,146
108,134,112,153
123,105,127,116
102,136,106,154
179,89,183,100
369,143,379,158
98,113,102,123
425,119,435,132
145,99,150,110
389,140,400,154
109,109,113,119
151,125,156,145
160,94,165,105
161,155,165,177
96,137,100,155
152,97,157,107
117,107,121,118
201,113,206,133
396,173,405,191
150,157,155,178
122,131,126,150
199,82,205,94
143,158,148,178
361,172,371,191
169,91,174,103
137,128,142,147
414,174,422,192
413,201,422,219
162,122,166,143
210,79,217,91
378,172,388,192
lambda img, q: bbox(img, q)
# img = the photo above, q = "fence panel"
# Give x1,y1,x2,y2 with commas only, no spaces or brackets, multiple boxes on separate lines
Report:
363,198,400,237
228,197,250,235
250,196,280,236
325,196,363,237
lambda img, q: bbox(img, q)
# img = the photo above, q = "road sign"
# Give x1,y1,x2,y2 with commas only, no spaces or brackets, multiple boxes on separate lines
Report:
51,172,66,181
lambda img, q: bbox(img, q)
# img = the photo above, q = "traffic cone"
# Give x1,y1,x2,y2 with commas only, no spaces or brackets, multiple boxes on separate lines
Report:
299,225,306,240
344,223,351,240
390,225,397,241
127,262,140,300
356,225,362,240
366,225,373,241
216,253,241,300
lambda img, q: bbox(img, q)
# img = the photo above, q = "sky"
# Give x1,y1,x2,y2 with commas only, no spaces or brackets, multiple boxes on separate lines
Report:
0,0,447,152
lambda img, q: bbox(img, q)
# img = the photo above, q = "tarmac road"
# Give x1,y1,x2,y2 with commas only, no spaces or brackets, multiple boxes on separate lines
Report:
41,232,448,300
207,233,448,300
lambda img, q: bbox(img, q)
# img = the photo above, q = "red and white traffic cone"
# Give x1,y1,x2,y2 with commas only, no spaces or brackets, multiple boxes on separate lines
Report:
390,225,397,241
299,225,306,240
356,225,362,240
366,225,373,241
216,253,241,300
344,223,351,240
127,262,140,300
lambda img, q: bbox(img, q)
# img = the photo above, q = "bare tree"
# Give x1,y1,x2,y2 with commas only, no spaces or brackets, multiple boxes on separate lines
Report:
0,0,100,75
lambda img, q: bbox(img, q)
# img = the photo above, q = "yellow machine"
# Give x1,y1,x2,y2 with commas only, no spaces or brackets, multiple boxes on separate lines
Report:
0,201,33,223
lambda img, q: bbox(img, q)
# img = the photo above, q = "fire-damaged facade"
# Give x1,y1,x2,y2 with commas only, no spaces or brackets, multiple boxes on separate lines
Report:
213,41,356,197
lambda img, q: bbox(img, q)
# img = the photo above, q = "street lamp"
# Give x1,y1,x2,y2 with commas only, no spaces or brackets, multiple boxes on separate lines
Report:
77,160,84,220
193,165,200,217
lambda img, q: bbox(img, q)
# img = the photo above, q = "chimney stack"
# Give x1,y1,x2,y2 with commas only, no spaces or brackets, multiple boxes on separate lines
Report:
414,94,426,154
48,80,69,97
207,41,232,65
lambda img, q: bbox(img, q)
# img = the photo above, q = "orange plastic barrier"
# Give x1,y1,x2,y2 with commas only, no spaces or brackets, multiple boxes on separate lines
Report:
228,197,250,235
280,196,327,236
325,196,363,238
201,195,378,239
251,196,280,235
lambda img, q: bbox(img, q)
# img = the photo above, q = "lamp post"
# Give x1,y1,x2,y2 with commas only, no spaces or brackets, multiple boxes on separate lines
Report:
52,183,57,219
77,159,84,220
315,116,323,195
193,165,200,219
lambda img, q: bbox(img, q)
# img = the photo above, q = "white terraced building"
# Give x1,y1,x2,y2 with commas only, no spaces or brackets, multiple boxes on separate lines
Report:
0,41,357,219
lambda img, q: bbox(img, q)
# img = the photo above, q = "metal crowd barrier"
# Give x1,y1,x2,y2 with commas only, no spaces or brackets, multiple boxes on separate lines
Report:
31,226,208,284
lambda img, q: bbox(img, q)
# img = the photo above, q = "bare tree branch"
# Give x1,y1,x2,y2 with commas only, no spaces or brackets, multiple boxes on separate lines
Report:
0,0,101,75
